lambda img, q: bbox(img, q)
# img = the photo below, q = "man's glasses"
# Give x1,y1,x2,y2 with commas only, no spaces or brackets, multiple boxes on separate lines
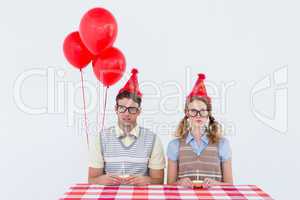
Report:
188,109,209,117
116,104,140,114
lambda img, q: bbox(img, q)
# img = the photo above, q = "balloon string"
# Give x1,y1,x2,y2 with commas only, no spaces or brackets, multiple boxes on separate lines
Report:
80,69,89,150
97,81,100,134
101,86,109,133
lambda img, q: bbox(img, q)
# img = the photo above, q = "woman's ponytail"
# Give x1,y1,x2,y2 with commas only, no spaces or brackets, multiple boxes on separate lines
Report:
207,115,221,143
175,115,189,138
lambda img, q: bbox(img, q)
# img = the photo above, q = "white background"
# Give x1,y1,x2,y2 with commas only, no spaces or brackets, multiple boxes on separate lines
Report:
0,0,299,199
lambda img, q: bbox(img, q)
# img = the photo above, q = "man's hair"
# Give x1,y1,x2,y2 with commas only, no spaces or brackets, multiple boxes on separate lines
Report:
116,91,142,107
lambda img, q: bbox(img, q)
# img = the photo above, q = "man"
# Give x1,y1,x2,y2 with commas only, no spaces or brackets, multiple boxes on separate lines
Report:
88,68,165,186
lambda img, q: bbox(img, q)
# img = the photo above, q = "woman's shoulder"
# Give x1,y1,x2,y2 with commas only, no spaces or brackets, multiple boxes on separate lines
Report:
217,136,232,161
167,136,183,150
167,137,181,161
216,136,231,150
168,137,180,145
218,136,231,146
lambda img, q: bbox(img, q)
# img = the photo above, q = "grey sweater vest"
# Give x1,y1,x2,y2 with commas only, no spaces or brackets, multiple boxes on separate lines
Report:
100,126,156,176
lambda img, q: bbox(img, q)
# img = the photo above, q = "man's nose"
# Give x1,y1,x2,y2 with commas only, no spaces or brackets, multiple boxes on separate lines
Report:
123,109,131,115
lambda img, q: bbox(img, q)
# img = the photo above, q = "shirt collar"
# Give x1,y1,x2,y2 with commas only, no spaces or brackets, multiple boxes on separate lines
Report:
186,131,209,145
115,123,140,138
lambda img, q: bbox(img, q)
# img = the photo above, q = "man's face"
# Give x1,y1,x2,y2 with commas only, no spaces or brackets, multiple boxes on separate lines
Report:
115,98,141,127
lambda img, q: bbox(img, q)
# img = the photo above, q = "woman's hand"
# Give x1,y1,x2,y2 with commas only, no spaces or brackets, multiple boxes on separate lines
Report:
177,178,193,188
202,178,221,188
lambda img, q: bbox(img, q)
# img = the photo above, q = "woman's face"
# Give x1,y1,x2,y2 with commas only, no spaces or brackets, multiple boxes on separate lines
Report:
186,99,209,128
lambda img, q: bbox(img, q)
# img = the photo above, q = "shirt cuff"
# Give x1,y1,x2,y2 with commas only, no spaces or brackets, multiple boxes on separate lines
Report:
88,161,104,169
148,163,165,170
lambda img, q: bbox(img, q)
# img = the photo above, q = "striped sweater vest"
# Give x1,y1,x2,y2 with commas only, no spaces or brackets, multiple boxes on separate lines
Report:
178,137,222,181
100,126,156,176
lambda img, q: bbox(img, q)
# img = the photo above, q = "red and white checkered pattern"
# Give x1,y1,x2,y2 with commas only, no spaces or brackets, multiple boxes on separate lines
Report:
60,183,273,200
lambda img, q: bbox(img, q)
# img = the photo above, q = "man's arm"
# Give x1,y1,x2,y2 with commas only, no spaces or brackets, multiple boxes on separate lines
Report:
88,134,121,185
148,135,166,184
149,168,164,184
88,167,103,184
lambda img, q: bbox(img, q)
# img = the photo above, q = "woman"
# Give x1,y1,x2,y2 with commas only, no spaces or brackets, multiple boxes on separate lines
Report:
167,73,233,188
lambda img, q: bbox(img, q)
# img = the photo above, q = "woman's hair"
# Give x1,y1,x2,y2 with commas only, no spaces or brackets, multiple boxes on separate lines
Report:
175,96,222,144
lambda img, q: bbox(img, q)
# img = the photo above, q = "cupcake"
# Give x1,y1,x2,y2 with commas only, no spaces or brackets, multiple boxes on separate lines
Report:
119,174,130,179
192,180,204,188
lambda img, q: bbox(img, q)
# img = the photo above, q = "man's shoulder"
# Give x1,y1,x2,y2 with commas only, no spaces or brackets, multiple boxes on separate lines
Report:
100,126,115,136
139,127,160,144
105,126,115,131
139,127,156,136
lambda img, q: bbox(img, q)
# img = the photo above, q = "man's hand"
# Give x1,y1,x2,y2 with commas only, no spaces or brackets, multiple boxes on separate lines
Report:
124,175,151,186
96,174,122,185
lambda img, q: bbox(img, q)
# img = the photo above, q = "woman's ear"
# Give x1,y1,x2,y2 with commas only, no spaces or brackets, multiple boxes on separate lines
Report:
187,117,192,131
205,120,210,130
184,109,189,118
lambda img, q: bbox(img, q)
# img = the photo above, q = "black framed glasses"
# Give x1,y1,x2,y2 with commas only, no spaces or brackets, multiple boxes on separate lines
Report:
188,109,209,117
116,104,140,114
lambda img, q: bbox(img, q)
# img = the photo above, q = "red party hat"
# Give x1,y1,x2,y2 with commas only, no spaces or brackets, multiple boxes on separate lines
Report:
187,73,210,101
118,68,142,97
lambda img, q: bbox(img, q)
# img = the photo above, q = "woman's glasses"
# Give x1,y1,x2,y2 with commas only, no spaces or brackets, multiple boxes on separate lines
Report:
116,104,140,114
188,109,209,117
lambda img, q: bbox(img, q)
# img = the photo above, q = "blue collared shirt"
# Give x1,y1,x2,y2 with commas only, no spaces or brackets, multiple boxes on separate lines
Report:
167,132,232,162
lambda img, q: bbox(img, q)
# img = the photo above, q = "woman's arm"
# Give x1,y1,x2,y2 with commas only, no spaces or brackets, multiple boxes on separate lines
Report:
168,159,194,187
222,159,233,184
167,159,178,184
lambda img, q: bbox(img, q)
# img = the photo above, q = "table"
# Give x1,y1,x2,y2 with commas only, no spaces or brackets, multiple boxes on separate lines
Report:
60,183,273,200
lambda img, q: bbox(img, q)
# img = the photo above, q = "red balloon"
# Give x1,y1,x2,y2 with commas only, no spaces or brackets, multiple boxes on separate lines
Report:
92,47,126,87
79,7,118,55
63,31,93,70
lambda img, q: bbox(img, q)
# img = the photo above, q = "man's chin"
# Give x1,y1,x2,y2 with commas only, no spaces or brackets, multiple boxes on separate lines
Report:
121,121,135,127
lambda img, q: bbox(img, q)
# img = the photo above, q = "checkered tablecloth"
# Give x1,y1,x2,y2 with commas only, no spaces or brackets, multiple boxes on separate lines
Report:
60,183,273,200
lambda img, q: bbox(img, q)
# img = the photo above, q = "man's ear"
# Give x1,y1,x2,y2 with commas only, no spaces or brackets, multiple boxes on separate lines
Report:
114,105,118,113
137,107,142,115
